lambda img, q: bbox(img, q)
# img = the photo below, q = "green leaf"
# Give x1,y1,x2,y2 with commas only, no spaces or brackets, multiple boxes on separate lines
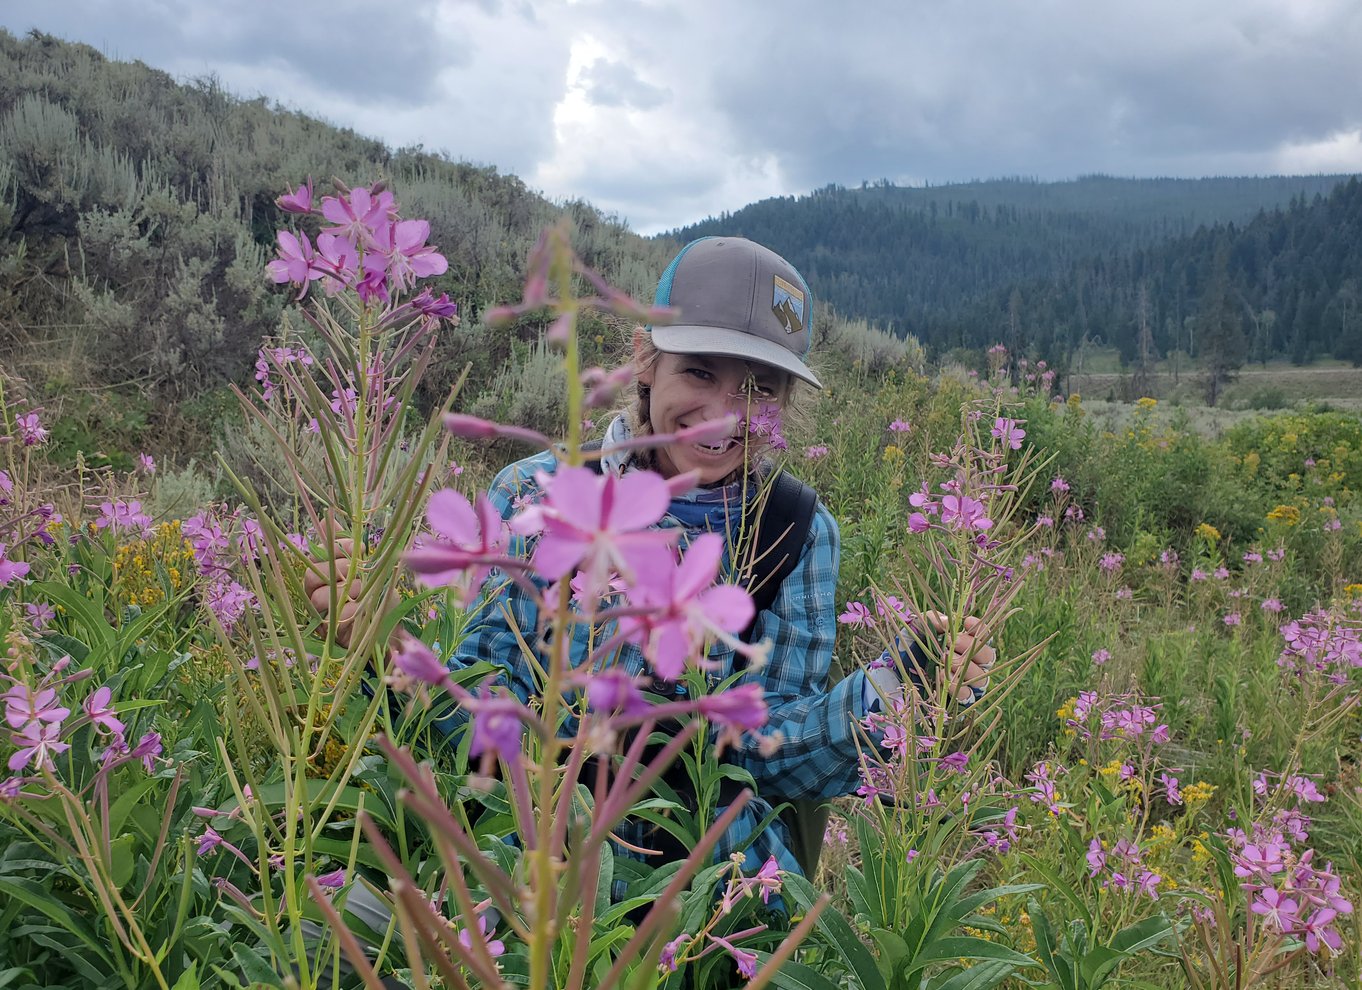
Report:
845,865,873,923
0,968,32,990
107,774,163,838
230,944,283,988
1077,945,1127,988
0,877,112,963
926,961,1017,990
33,581,114,649
782,874,883,990
1108,914,1176,955
1027,898,1074,990
756,954,845,990
108,833,137,889
170,962,200,990
871,928,911,987
902,937,1036,975
1019,853,1093,931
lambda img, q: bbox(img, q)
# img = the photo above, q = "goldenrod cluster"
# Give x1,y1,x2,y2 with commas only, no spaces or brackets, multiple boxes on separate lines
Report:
1194,522,1222,543
1182,781,1216,808
112,520,197,607
1266,503,1301,526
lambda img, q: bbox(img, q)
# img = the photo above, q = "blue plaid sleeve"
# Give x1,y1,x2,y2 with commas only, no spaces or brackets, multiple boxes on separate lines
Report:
445,454,557,705
729,502,871,802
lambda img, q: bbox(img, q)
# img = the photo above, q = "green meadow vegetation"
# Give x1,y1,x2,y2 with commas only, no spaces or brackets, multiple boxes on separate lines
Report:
0,28,1360,990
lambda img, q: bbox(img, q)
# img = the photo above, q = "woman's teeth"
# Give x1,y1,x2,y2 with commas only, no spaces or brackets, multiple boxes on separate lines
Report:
697,438,736,453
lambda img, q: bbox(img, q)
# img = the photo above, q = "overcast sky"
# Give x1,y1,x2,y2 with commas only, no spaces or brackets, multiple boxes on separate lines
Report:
6,0,1361,234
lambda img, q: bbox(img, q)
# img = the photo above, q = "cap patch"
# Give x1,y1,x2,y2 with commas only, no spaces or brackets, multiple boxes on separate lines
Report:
771,274,805,335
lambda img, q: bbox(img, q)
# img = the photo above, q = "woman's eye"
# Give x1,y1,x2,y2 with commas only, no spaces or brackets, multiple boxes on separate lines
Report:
685,367,713,382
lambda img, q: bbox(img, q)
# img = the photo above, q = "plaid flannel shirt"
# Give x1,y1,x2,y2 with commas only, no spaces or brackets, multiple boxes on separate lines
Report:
445,449,872,886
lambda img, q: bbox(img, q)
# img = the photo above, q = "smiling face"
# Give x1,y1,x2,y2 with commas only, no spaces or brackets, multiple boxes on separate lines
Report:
636,350,788,485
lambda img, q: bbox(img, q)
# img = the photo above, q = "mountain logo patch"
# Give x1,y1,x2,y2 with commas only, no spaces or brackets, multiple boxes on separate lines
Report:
772,275,804,335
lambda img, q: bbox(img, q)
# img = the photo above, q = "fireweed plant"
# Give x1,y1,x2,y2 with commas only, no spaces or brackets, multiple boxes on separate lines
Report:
810,408,1053,989
237,189,824,990
0,392,226,988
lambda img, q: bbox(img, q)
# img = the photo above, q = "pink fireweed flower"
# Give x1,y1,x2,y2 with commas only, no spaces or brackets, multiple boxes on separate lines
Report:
25,602,54,630
463,688,527,765
16,411,47,446
1213,566,1230,580
3,684,69,731
1086,839,1106,877
1136,870,1161,899
659,933,690,973
888,419,911,433
695,684,769,735
1261,598,1284,613
1087,526,1106,542
875,595,909,620
405,490,511,603
580,667,651,717
197,827,224,856
1091,648,1110,665
617,535,754,681
1098,552,1124,573
320,185,397,246
1251,888,1301,933
804,444,829,460
1191,568,1208,581
509,466,676,603
315,868,347,890
312,231,359,288
8,721,69,771
371,218,449,292
908,512,931,533
1302,909,1344,955
939,494,992,531
137,452,156,474
709,934,759,981
1051,476,1070,493
391,638,452,689
991,417,1026,450
1243,551,1263,564
94,499,153,535
1223,612,1242,628
0,545,31,587
205,578,255,631
745,402,788,451
277,179,314,214
939,750,969,774
838,601,873,626
266,230,323,289
1159,772,1182,805
132,731,163,773
83,686,125,738
456,914,506,958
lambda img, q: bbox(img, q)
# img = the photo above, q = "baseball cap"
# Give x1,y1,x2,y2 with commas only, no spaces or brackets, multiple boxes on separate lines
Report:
649,236,821,389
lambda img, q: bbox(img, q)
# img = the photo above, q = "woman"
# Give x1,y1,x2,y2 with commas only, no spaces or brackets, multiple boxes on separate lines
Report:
437,236,993,880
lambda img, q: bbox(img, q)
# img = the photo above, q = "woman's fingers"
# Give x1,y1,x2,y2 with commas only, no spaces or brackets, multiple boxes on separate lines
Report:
303,555,352,597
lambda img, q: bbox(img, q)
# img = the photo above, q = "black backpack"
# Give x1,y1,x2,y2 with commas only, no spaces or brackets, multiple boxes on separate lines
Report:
584,442,830,877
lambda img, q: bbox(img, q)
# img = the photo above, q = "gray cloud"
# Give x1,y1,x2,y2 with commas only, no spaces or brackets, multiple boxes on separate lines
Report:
4,0,1360,233
579,58,668,110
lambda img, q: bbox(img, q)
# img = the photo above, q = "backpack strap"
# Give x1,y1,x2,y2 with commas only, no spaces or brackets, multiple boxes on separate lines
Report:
738,469,819,643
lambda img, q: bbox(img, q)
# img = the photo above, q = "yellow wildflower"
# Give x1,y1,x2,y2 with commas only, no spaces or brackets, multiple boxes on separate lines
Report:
1136,397,1157,411
1266,504,1300,526
1194,522,1222,543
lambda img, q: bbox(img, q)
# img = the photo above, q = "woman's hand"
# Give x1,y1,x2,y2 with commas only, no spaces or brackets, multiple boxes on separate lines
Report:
920,610,995,703
303,537,364,648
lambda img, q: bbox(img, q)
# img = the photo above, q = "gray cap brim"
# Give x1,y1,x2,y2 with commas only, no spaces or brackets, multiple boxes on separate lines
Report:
650,324,823,389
